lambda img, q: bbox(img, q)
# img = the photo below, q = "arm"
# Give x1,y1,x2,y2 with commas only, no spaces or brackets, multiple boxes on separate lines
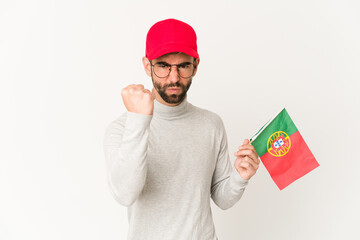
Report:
210,119,249,210
103,111,152,207
103,84,155,207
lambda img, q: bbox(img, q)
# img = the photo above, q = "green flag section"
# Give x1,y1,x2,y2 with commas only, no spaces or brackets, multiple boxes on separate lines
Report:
250,108,319,190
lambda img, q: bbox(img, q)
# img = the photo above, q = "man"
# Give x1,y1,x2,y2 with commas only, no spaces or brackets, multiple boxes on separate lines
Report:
103,18,260,240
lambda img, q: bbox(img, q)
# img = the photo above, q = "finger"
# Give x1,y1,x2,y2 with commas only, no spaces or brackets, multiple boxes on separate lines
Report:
240,156,259,170
246,154,260,165
126,86,136,94
238,144,256,151
237,158,258,172
253,156,261,165
235,150,260,165
235,149,259,159
238,141,253,151
246,155,260,168
243,139,249,145
246,151,260,165
143,89,153,96
236,146,259,162
129,85,143,94
234,149,253,156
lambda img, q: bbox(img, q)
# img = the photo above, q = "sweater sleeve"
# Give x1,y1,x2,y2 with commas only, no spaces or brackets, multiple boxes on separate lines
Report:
103,111,152,207
210,118,249,210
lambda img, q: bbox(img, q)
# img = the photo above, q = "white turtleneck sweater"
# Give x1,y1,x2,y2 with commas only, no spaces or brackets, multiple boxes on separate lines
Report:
103,96,249,240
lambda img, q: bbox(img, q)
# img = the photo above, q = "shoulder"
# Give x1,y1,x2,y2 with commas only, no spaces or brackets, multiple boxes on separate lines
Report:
104,111,152,135
189,104,225,129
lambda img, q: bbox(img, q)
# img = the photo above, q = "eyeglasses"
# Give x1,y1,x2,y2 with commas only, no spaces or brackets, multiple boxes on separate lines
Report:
149,60,196,79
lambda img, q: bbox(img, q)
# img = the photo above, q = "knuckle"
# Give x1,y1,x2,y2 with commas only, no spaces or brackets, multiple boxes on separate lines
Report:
121,87,128,94
143,92,152,100
129,88,136,94
134,88,143,94
243,162,250,168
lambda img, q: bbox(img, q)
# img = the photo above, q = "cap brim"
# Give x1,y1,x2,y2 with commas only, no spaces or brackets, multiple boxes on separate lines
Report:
147,42,199,60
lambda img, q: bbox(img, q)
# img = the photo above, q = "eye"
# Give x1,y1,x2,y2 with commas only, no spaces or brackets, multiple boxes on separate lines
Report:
178,63,191,69
156,63,169,68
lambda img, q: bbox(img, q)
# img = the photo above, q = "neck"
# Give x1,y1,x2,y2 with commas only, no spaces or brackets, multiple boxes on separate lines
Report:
153,94,190,119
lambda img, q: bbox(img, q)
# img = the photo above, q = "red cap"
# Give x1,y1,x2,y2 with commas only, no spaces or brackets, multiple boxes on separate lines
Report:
145,18,199,60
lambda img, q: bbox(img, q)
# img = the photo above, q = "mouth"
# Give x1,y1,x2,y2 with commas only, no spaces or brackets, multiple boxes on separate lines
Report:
167,88,180,93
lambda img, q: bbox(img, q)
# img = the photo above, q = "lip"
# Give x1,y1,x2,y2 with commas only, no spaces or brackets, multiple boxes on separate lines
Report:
167,88,180,92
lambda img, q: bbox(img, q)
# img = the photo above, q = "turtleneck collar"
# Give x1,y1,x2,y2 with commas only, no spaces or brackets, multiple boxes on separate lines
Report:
153,95,190,119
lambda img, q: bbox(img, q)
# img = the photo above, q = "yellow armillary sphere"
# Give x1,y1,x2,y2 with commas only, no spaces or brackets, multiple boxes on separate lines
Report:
267,131,291,157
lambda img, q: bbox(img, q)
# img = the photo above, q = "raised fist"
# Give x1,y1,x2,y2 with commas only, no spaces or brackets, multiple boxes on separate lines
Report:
121,84,156,115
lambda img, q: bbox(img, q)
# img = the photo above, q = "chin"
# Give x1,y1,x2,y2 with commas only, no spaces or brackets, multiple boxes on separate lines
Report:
165,93,186,104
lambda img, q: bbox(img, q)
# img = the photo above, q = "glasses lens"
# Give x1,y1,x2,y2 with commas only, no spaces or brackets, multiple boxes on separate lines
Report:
178,64,194,78
153,63,170,78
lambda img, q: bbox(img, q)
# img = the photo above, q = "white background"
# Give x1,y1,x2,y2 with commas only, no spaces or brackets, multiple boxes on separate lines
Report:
1,0,360,239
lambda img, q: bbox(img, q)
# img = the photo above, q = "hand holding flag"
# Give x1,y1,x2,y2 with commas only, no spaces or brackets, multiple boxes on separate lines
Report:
234,139,260,180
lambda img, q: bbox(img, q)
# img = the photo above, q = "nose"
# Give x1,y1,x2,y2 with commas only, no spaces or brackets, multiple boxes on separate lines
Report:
168,65,180,83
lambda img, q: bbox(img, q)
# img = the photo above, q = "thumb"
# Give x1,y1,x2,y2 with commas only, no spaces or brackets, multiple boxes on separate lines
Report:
243,139,250,145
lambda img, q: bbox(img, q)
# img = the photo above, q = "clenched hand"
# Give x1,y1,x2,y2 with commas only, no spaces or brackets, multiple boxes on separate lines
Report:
121,84,156,115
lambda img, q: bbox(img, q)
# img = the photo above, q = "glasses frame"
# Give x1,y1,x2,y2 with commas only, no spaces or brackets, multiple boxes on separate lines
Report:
149,60,196,79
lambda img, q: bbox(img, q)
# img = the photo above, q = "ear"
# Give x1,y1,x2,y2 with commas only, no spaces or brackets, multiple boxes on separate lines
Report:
142,56,152,77
192,57,200,77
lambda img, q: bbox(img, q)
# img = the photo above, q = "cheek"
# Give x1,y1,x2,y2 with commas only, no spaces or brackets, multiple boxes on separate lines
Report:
183,79,192,88
153,79,165,89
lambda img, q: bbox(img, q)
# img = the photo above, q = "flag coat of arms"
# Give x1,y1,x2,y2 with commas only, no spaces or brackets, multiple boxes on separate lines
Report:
250,108,319,190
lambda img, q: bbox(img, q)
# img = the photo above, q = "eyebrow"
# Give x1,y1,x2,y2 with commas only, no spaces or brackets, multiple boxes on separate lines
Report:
154,61,193,65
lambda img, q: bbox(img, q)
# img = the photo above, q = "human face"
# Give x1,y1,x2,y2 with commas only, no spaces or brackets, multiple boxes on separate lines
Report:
143,52,200,106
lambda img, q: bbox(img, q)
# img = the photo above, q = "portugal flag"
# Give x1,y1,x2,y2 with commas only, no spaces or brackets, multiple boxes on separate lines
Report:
250,108,319,190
